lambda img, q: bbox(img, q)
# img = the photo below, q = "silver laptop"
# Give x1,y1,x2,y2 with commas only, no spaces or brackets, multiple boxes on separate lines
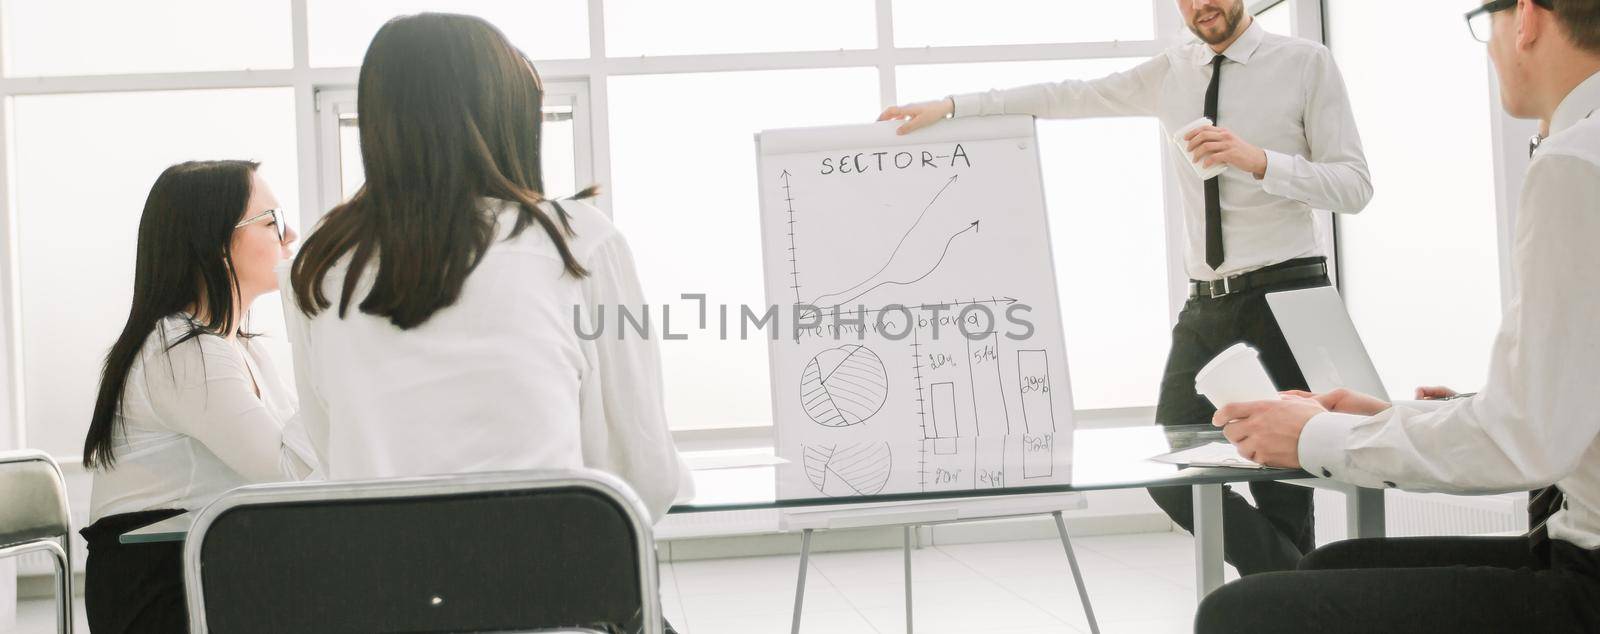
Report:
1266,285,1389,400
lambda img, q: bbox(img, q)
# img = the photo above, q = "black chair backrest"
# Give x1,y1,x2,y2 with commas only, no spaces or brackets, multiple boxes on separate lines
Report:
188,471,656,634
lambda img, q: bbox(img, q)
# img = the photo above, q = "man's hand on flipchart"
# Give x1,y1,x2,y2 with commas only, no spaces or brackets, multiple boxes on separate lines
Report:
1185,125,1269,179
878,98,955,135
1212,397,1328,469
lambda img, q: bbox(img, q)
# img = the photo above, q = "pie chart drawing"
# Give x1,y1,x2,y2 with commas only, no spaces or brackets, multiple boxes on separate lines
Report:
800,344,889,427
804,443,893,497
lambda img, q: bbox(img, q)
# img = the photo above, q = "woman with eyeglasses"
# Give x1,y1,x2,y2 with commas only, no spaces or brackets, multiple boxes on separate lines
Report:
78,160,317,633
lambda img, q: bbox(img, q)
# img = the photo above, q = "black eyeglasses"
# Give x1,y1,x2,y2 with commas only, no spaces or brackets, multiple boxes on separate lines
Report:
235,208,288,244
1466,0,1554,43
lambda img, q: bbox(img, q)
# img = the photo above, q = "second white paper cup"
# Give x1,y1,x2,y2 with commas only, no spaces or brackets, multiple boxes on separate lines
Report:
1171,116,1230,181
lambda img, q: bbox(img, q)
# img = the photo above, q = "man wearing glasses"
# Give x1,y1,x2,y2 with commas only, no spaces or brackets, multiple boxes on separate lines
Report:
1194,1,1600,630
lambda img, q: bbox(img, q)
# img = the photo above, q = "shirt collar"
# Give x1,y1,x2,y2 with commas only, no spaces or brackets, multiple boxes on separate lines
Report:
1550,70,1600,138
1191,17,1266,66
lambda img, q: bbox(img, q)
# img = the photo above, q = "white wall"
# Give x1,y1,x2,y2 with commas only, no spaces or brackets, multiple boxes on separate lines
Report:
1327,0,1507,397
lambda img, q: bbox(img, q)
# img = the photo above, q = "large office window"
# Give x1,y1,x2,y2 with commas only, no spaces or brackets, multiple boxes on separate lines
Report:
1,0,291,77
1255,1,1293,37
893,0,1154,47
897,59,1170,411
605,0,875,56
1328,1,1502,395
608,69,881,430
306,0,590,67
2,2,1191,457
11,89,301,457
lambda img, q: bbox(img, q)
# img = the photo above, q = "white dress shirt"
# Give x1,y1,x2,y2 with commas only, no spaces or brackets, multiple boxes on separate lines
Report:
89,315,317,523
950,20,1372,281
1300,71,1600,549
282,198,691,520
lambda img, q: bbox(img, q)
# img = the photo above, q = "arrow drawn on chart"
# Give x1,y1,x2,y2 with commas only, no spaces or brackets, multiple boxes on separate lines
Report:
804,220,981,319
807,175,960,309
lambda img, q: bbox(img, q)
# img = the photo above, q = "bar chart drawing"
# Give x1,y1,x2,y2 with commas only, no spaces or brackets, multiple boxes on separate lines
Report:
1017,349,1056,480
967,331,1011,436
1017,349,1056,434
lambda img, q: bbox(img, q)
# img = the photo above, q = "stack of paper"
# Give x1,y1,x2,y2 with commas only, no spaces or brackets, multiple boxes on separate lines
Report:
1150,442,1267,469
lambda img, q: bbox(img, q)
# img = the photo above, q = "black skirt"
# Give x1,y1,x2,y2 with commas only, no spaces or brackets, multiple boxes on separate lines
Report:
79,509,188,633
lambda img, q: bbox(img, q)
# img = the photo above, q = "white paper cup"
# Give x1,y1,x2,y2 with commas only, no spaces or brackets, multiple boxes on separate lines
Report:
1195,342,1280,408
1171,116,1230,181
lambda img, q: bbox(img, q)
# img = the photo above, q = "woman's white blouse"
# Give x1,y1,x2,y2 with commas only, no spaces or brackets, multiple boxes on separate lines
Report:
282,198,690,519
88,315,317,523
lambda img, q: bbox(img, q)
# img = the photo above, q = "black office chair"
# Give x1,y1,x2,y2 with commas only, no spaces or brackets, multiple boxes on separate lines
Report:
183,469,661,634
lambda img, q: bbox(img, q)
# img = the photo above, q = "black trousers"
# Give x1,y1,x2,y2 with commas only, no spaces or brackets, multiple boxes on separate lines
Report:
81,509,189,634
1147,260,1330,575
1196,536,1600,633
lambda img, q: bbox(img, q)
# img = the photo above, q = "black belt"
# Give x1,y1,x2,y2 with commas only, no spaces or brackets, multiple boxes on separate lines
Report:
1190,258,1328,300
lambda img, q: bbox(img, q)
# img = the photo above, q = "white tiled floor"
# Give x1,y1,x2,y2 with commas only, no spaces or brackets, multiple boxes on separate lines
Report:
661,530,1238,634
7,596,87,633
8,529,1234,633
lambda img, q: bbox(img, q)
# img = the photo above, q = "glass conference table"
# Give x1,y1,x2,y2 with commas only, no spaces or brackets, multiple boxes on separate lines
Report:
123,424,1385,601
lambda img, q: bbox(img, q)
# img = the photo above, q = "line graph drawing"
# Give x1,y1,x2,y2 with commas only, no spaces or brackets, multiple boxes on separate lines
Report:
804,443,893,497
807,175,959,309
798,221,982,321
795,176,983,320
814,220,980,313
800,344,889,427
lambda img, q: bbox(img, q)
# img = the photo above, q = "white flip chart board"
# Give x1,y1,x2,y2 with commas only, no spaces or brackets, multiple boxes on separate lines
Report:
755,115,1076,501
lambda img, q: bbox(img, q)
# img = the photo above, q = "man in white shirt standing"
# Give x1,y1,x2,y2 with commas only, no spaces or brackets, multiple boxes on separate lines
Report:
1197,0,1600,630
880,0,1372,574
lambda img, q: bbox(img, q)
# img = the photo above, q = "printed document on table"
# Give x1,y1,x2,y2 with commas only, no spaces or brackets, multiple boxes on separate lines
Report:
1150,442,1268,469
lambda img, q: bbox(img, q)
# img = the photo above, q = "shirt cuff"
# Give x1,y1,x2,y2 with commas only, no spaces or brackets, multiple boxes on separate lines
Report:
1393,399,1451,413
1298,412,1362,480
1260,149,1297,195
950,93,983,119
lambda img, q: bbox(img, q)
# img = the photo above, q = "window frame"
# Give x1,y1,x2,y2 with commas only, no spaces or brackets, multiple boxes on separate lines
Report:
313,82,592,221
0,0,1411,459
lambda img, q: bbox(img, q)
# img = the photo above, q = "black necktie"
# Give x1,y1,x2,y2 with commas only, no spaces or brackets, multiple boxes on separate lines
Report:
1529,484,1565,559
1204,55,1226,271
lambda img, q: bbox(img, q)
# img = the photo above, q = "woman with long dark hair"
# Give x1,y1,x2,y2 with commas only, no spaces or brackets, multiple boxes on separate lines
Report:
79,160,316,632
287,14,686,514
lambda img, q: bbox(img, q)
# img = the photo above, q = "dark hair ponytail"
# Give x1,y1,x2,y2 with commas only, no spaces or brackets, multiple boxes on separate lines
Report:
293,13,602,331
84,160,259,469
